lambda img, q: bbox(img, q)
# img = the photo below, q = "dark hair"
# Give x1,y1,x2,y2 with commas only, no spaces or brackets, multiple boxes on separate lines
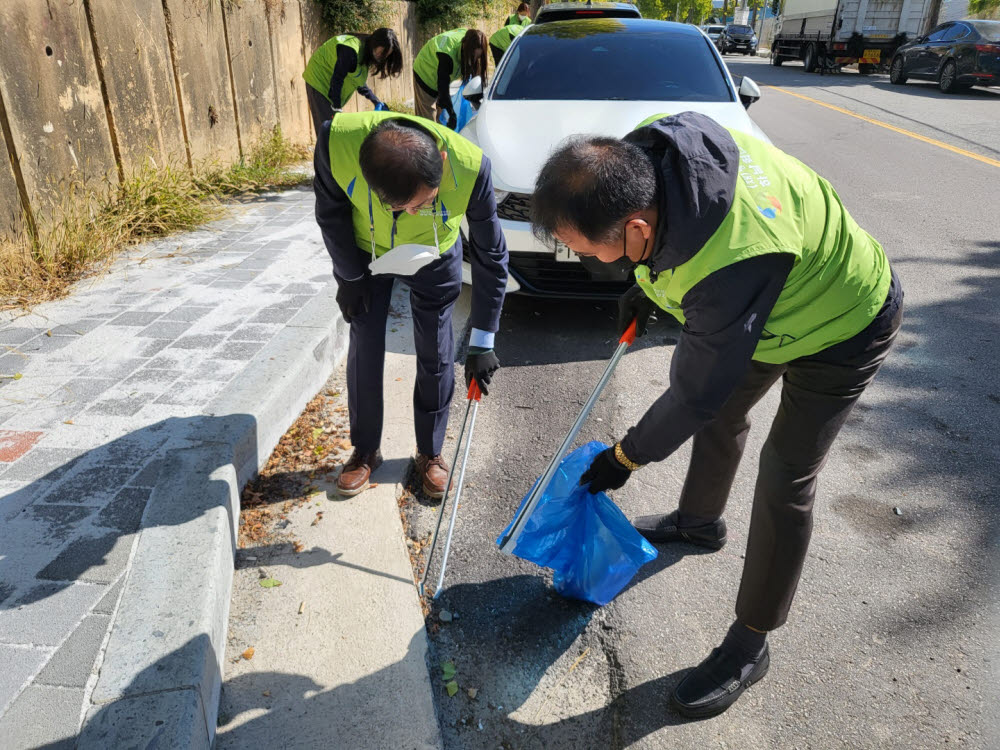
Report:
531,137,657,244
460,29,488,85
363,28,403,79
516,2,529,12
359,119,443,206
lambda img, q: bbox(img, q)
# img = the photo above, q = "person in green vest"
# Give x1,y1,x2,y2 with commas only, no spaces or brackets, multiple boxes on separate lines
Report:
506,2,533,26
413,29,489,130
531,112,902,719
313,111,509,500
303,29,403,133
489,22,528,67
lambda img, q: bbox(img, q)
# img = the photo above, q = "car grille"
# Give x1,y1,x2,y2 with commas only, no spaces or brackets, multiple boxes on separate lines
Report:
508,252,634,299
497,192,532,223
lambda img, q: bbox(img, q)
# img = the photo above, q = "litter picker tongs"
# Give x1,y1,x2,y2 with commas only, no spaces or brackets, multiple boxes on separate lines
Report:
497,319,638,555
418,379,482,599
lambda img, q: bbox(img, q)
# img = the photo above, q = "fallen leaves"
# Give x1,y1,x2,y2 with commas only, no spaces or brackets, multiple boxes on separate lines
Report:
259,578,282,588
446,681,459,697
241,647,255,660
441,661,456,681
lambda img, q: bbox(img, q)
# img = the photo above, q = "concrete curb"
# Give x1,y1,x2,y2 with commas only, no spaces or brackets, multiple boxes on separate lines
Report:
78,285,349,748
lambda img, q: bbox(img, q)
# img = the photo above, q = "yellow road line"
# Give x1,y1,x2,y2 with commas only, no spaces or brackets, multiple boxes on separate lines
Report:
768,85,1000,170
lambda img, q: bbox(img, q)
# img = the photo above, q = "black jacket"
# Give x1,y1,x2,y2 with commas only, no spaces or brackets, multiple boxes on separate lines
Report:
312,119,509,334
618,112,897,465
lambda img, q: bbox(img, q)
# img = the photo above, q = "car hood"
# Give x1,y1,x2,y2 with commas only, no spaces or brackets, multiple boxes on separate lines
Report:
461,99,768,192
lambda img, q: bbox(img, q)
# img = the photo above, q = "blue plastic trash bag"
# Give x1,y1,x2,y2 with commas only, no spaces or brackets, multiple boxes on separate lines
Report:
374,102,389,112
497,441,658,605
438,82,474,132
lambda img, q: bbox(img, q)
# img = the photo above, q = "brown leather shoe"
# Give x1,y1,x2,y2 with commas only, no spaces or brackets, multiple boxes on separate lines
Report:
415,453,450,499
337,449,383,497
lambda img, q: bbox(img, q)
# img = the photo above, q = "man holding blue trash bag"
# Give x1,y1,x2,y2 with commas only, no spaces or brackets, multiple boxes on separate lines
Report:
313,112,509,499
531,112,902,718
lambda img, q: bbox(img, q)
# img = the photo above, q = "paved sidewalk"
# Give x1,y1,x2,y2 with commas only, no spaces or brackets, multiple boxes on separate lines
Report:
0,186,349,747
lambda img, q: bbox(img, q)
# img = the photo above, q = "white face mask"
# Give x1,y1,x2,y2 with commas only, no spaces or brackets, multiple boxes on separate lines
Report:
367,188,442,276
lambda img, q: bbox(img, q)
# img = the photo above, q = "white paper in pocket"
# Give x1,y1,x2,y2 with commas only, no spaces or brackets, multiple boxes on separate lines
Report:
368,244,440,276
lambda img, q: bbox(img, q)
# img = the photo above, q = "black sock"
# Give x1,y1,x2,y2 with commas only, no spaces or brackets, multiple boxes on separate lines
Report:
722,620,767,661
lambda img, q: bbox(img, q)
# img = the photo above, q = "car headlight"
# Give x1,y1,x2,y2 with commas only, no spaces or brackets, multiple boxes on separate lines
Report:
751,36,758,44
494,189,510,205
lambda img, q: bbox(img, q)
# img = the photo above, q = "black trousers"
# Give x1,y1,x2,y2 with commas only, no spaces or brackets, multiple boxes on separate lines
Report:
490,44,505,67
346,247,464,458
306,84,334,136
679,282,903,631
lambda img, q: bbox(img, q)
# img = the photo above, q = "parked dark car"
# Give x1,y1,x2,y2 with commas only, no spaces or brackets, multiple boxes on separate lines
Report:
533,1,641,24
719,23,758,55
890,19,1000,93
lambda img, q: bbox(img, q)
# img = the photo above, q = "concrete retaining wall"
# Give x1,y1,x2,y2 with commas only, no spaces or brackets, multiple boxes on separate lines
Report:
0,0,523,240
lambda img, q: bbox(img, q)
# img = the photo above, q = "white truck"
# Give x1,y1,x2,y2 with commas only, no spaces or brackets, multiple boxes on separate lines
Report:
770,0,937,73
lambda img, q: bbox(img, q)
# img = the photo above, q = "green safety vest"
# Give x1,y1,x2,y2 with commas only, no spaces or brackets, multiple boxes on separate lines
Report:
631,115,891,364
507,13,531,26
303,35,368,106
490,23,527,52
414,29,467,92
327,111,484,259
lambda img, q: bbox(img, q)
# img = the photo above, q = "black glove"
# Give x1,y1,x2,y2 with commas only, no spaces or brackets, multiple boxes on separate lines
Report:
334,275,371,324
446,111,458,131
465,347,499,395
617,284,658,339
580,446,632,494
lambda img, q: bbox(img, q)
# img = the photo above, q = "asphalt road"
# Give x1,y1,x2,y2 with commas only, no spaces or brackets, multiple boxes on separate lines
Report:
406,58,999,749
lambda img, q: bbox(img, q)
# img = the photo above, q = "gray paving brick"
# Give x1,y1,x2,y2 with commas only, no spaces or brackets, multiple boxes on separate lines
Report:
0,644,51,717
35,614,111,687
126,458,162,488
154,379,226,406
121,369,183,387
41,465,138,505
96,486,151,533
228,324,280,342
0,684,81,748
86,358,144,380
137,338,172,358
92,578,123,615
216,339,266,361
0,582,103,645
20,334,74,354
250,306,297,324
37,532,134,584
222,268,260,282
0,327,45,345
0,353,30,375
281,282,321,295
24,505,96,543
135,320,194,340
107,311,161,327
0,447,86,483
49,318,106,337
161,305,215,323
90,432,167,468
0,580,14,606
209,279,251,289
189,359,242,382
86,393,155,417
170,334,222,350
237,255,274,270
54,378,118,405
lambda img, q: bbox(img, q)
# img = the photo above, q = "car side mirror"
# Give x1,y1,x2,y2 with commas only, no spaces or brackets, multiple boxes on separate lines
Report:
463,76,484,99
739,76,761,109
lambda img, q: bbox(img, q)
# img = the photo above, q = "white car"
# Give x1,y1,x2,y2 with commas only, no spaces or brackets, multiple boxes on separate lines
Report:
460,18,768,297
701,23,726,46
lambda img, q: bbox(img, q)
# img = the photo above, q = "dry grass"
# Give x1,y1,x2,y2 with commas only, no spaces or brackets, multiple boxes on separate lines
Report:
0,127,311,310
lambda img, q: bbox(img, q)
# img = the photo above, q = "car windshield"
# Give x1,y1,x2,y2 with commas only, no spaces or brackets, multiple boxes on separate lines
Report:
970,20,1000,41
537,7,641,22
493,21,733,102
707,26,724,33
728,25,753,33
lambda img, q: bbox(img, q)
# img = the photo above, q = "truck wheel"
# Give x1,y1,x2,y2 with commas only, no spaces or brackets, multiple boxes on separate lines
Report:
858,63,875,75
803,43,818,73
770,46,784,66
889,57,907,84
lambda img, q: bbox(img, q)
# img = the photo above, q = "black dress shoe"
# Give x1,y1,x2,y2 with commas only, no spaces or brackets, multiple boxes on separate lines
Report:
670,643,770,719
632,510,727,550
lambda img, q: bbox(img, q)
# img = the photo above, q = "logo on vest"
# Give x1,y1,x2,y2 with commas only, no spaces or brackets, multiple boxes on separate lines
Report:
755,192,782,220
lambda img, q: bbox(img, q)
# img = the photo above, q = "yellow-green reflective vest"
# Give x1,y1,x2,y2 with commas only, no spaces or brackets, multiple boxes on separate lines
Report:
507,13,531,26
303,35,368,106
490,24,527,52
328,112,484,259
632,114,891,364
414,29,467,92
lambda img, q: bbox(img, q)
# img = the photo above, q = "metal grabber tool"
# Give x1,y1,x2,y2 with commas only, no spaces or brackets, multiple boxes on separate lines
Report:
418,379,483,599
497,319,638,554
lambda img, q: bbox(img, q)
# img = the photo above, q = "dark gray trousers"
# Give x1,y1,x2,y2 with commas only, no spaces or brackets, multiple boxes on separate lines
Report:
346,247,464,458
306,84,334,137
679,293,903,631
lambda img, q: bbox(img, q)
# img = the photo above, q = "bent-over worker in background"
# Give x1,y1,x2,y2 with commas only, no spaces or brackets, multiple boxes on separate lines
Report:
413,29,489,130
489,23,528,67
303,29,403,133
314,112,509,499
531,112,903,719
